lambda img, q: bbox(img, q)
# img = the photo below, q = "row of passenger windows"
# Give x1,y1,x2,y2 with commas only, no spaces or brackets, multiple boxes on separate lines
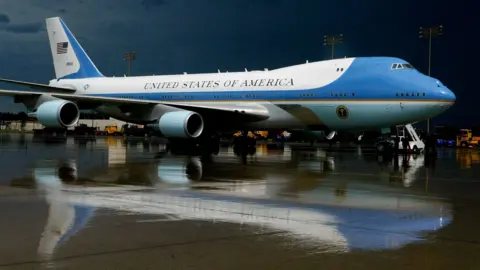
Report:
117,93,426,100
330,92,355,97
396,92,426,97
119,96,142,99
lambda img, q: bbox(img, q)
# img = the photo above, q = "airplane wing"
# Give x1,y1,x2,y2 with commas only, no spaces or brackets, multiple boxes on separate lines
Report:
0,89,270,122
0,78,76,92
0,89,41,97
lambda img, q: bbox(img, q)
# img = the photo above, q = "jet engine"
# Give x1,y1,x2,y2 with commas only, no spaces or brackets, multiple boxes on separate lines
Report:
151,110,204,139
35,100,80,128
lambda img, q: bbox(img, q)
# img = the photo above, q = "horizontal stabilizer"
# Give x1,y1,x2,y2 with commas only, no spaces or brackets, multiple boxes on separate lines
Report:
0,78,76,92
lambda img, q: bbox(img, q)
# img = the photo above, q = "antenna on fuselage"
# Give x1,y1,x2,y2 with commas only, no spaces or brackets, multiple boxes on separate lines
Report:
217,69,220,73
245,68,248,72
306,60,309,63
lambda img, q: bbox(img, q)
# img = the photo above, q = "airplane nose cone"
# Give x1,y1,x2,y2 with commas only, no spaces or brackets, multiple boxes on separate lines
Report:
435,80,456,104
446,90,456,102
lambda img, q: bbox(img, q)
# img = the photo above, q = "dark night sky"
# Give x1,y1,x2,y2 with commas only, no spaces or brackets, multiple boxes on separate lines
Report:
0,0,475,127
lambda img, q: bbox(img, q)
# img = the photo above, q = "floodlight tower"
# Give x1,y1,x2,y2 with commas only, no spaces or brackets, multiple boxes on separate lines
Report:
419,25,443,133
323,34,344,59
124,52,137,76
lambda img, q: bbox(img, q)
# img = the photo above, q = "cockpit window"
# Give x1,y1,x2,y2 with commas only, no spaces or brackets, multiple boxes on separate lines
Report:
391,63,415,70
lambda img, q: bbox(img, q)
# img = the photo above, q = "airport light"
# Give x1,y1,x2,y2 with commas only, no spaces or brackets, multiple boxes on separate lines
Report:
323,34,344,59
419,25,443,134
124,52,136,76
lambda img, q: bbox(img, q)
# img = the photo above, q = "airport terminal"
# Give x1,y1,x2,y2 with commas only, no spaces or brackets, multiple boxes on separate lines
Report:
0,3,477,270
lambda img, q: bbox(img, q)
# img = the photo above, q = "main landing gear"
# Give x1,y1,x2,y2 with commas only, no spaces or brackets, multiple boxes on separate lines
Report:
232,130,256,156
166,133,221,155
165,130,256,156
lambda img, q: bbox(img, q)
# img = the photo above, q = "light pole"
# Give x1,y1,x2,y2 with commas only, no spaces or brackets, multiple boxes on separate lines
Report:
124,52,136,76
323,34,344,59
419,25,443,134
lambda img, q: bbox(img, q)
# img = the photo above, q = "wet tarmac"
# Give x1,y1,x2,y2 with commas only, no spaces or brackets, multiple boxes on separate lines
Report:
1,133,480,269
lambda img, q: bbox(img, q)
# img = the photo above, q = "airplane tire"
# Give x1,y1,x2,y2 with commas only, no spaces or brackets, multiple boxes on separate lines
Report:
375,142,388,154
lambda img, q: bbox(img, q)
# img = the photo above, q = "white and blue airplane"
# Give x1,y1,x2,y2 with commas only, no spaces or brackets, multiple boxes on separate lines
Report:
0,17,455,144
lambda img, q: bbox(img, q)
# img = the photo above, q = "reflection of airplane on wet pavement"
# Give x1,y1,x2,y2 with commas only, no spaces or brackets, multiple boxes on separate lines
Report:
26,148,452,262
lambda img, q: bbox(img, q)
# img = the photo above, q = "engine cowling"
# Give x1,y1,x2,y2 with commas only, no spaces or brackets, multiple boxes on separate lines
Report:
152,110,204,139
36,100,80,128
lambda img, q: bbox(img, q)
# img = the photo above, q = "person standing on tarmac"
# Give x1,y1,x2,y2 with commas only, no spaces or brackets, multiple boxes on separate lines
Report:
424,133,430,155
431,133,437,154
394,137,400,156
401,137,409,155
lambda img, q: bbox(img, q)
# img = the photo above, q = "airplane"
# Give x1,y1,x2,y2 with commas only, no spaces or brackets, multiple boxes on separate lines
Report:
0,17,456,147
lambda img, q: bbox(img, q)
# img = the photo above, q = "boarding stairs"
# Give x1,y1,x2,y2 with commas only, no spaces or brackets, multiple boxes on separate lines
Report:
375,124,424,154
393,124,425,152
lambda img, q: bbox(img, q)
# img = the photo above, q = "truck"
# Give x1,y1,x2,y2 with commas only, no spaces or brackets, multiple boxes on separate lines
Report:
457,129,480,148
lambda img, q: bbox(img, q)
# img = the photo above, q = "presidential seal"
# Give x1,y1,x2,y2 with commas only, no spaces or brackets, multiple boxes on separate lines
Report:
336,105,349,119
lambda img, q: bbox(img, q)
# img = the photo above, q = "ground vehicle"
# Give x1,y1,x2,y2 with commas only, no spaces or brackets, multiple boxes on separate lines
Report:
95,125,122,136
436,136,456,147
73,124,96,135
233,131,269,139
456,129,480,148
374,124,425,154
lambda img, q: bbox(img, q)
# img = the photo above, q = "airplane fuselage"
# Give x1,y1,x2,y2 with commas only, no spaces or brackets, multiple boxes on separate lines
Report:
48,57,456,132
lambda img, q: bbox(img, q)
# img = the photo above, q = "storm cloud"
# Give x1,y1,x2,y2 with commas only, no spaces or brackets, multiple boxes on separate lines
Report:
141,0,167,9
0,13,10,23
4,22,44,34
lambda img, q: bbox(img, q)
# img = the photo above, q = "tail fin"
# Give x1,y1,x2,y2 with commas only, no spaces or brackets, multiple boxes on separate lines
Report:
45,17,104,80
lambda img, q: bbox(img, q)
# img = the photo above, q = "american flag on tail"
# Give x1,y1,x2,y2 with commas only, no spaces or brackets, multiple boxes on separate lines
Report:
56,42,69,54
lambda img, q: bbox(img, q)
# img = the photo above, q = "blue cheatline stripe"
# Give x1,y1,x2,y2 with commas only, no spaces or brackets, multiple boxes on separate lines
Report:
58,19,104,80
86,88,447,102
